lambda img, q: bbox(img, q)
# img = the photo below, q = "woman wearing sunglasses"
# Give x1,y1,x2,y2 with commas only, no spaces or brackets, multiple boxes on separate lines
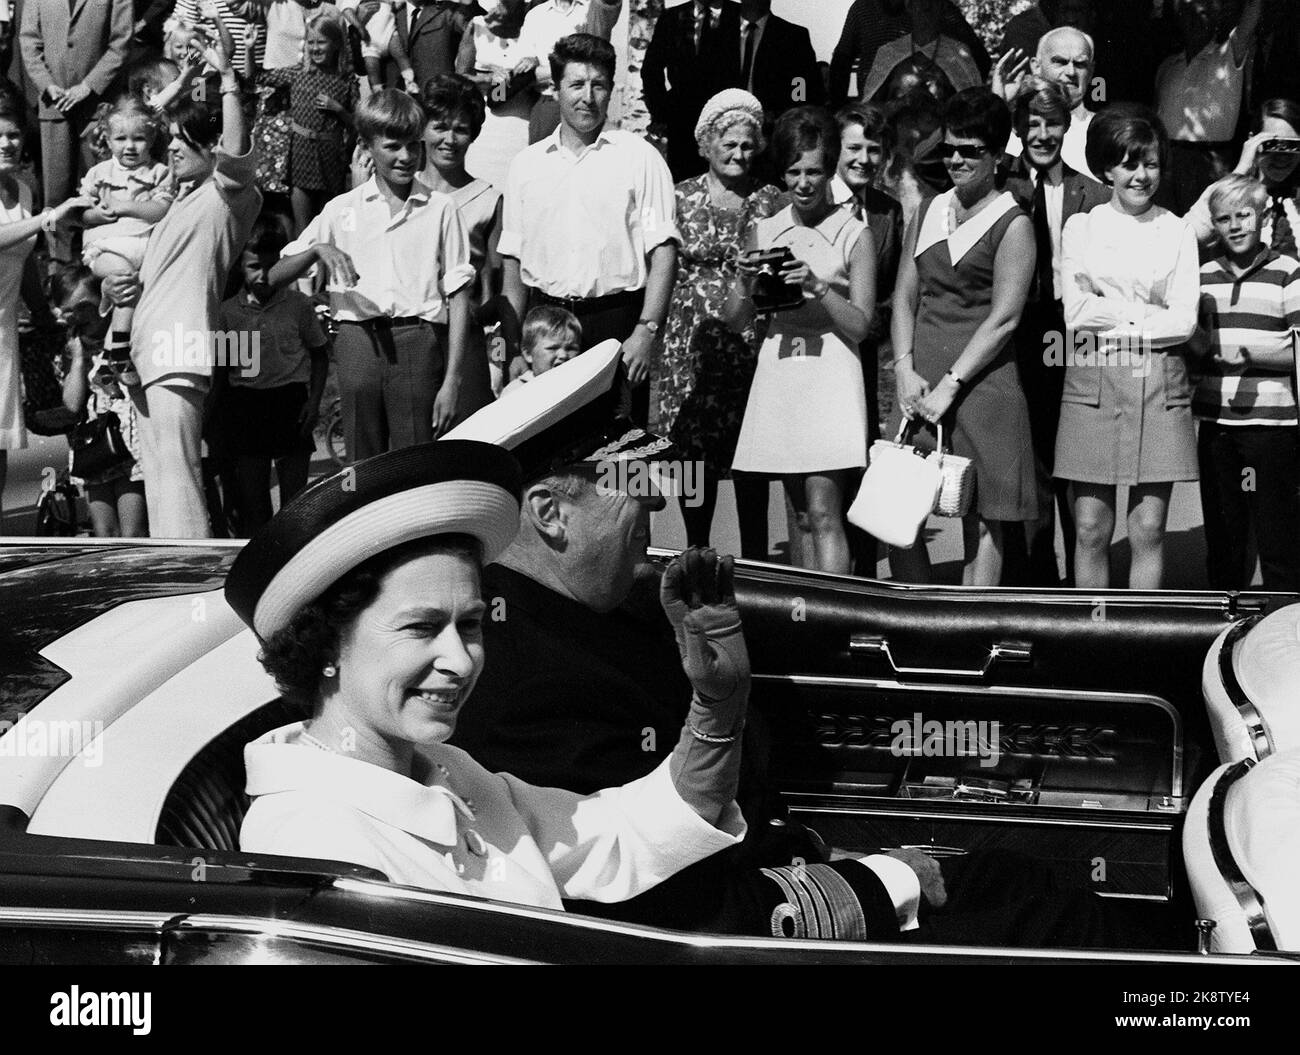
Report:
888,87,1038,586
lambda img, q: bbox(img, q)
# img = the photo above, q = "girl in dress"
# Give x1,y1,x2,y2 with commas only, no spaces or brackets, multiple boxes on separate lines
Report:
455,0,534,191
726,107,876,575
249,12,358,235
890,87,1037,587
1055,105,1199,589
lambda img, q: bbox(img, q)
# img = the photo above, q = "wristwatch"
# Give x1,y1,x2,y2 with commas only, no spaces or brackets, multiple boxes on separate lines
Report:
638,318,662,335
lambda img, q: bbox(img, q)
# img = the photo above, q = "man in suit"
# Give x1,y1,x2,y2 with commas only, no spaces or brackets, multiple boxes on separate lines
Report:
642,0,741,180
394,0,481,92
1003,77,1110,587
19,0,133,260
737,0,823,118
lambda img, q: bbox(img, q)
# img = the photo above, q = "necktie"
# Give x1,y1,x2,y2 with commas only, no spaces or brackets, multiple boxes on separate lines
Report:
741,22,757,90
1031,175,1054,304
697,3,717,55
1269,194,1296,258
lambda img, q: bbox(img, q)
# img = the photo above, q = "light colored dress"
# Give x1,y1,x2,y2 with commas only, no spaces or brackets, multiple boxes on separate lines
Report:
1054,203,1201,485
732,204,870,474
462,17,533,192
0,180,35,450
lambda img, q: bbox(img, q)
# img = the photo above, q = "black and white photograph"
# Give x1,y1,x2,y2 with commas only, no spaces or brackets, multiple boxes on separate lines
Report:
0,0,1295,1019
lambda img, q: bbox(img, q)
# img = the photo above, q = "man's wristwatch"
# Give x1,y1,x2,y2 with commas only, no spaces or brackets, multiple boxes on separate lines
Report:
637,318,662,336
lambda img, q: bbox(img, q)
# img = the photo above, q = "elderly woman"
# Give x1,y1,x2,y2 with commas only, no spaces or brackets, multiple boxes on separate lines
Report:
226,439,749,905
654,89,781,556
726,107,876,576
889,87,1037,587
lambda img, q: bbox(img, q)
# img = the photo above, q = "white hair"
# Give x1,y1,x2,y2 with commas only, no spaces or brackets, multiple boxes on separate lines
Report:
1036,25,1095,67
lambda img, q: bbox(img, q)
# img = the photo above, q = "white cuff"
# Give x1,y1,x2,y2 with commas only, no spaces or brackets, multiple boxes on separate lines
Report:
859,854,922,931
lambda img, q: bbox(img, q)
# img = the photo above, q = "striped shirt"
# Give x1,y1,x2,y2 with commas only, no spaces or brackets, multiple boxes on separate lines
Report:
173,0,267,70
1194,250,1300,426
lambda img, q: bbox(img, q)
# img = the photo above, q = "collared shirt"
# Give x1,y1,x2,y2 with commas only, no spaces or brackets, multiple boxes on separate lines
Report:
1028,165,1067,301
499,126,680,298
241,721,745,908
283,176,476,323
739,12,769,92
520,0,620,94
1194,249,1300,426
219,287,327,389
1156,33,1247,142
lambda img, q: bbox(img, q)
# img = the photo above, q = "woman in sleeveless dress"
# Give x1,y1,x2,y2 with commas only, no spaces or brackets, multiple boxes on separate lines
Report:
727,108,876,575
890,88,1038,586
456,1,534,191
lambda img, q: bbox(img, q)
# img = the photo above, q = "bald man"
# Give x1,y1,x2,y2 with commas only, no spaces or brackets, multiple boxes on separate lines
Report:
1004,26,1097,176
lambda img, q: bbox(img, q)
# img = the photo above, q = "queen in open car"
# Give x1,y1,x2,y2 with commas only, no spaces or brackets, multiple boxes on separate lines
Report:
223,435,751,909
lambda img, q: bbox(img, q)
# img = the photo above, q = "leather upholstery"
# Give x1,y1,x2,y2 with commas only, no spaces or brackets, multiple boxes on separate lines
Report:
156,698,310,852
1201,602,1300,763
1183,748,1300,953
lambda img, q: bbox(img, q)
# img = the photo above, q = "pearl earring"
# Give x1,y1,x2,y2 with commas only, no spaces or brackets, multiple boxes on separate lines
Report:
322,663,338,678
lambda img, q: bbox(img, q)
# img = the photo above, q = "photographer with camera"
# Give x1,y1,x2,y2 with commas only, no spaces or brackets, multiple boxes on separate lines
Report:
1186,97,1300,257
724,106,876,576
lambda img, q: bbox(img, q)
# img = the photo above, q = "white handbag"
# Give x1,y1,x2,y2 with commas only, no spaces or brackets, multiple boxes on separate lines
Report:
848,419,943,548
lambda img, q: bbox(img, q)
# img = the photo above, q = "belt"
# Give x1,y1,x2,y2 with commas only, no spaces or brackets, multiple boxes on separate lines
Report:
532,288,643,312
345,316,428,330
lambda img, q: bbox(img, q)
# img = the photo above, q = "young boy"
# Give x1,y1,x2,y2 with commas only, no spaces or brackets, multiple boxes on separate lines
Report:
501,305,581,394
272,89,475,460
1192,173,1300,592
217,217,329,534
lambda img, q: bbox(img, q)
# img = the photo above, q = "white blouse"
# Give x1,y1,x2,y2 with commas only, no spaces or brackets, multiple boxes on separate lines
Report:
241,722,746,909
1060,202,1200,349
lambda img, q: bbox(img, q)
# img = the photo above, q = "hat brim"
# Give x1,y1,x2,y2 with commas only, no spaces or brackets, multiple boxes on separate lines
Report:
226,439,522,639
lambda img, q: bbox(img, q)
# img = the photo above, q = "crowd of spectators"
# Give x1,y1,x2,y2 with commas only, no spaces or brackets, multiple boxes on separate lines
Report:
0,0,1296,595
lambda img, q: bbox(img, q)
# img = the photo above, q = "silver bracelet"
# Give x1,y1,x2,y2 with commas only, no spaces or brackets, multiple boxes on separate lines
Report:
688,720,738,744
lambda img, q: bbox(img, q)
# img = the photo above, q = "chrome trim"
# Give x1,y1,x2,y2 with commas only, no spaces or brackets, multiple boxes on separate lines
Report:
1217,616,1274,760
327,881,1296,963
1196,919,1218,955
173,915,533,965
752,672,1185,799
1,536,247,549
787,802,1178,831
0,906,179,930
1207,758,1277,952
849,634,1031,678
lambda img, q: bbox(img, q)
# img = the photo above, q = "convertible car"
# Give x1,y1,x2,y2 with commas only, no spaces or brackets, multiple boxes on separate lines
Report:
1,539,1296,965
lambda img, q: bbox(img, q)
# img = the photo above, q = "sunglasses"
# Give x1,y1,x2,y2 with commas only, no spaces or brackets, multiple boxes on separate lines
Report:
941,143,989,161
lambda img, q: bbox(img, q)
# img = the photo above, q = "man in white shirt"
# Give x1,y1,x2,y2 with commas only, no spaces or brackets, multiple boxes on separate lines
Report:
517,0,622,141
1155,0,1262,213
500,32,678,424
1001,26,1096,176
273,90,476,460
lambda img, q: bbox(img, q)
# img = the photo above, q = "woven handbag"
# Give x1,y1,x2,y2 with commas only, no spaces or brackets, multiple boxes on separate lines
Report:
848,418,943,548
931,423,974,518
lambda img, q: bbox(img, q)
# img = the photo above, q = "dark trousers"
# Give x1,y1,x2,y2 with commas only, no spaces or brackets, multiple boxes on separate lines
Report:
1197,421,1300,592
529,288,647,424
334,320,443,462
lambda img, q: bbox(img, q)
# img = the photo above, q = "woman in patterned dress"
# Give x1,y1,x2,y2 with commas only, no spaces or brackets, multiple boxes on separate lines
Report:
253,12,358,235
656,89,780,555
890,88,1038,587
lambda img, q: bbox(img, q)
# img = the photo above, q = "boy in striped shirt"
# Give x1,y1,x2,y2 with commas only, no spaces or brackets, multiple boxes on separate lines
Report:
1193,173,1300,591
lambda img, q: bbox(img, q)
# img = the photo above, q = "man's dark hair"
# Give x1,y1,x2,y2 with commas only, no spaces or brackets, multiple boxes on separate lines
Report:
549,33,616,89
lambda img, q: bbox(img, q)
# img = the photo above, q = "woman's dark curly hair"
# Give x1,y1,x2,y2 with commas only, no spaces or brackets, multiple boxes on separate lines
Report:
258,533,483,710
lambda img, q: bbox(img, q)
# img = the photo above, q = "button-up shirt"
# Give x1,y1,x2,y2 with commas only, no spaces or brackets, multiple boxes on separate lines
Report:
283,176,476,323
520,0,621,93
499,126,680,298
241,721,745,908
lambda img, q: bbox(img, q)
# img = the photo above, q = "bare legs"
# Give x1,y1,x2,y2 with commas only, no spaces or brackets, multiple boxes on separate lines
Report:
1072,481,1174,589
785,471,851,575
890,514,1008,586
